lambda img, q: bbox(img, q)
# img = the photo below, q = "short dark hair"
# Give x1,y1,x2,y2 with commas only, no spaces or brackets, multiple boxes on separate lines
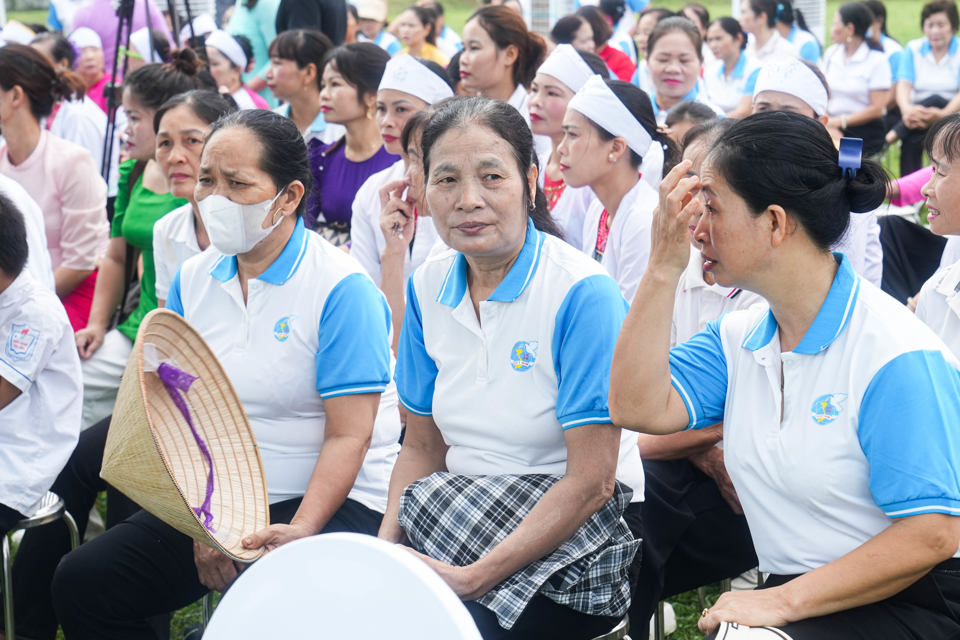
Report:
588,80,678,174
268,29,334,91
925,112,960,164
401,6,440,44
578,50,612,76
154,89,239,133
421,96,563,239
681,116,736,151
599,0,627,26
838,3,884,50
550,15,588,46
31,32,76,67
123,48,217,111
665,100,718,128
467,6,547,88
706,111,887,251
325,42,391,104
921,0,960,31
576,6,613,47
207,110,313,217
709,17,748,51
862,0,890,36
0,194,28,279
682,3,710,30
648,16,703,62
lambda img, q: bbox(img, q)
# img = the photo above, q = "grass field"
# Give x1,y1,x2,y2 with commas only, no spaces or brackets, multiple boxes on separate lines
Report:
7,0,924,637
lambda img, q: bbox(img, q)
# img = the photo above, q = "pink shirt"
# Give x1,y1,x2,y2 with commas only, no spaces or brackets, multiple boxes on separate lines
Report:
0,131,109,271
891,166,933,207
85,74,112,113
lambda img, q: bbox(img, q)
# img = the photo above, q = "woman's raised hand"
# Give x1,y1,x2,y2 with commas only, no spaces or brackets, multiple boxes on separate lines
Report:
378,178,416,255
649,159,702,276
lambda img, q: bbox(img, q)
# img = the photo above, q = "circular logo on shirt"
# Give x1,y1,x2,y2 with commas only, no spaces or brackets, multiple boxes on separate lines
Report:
273,317,292,342
510,340,538,372
811,393,847,425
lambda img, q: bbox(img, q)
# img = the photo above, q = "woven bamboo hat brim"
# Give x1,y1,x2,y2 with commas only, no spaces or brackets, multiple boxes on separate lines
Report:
101,308,269,562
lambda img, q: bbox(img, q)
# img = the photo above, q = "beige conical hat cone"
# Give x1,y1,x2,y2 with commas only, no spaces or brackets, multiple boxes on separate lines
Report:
101,308,269,562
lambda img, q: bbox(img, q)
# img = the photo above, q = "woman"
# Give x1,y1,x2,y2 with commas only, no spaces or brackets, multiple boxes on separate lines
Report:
631,6,674,95
702,17,758,117
915,114,960,357
52,109,402,637
774,0,822,63
225,0,280,107
0,44,109,333
67,27,111,112
551,14,596,54
891,0,960,176
821,3,891,156
863,0,903,76
3,89,233,640
350,54,452,292
740,0,796,63
380,96,644,640
646,17,723,125
528,44,607,249
265,29,341,145
577,6,637,82
306,42,399,241
76,50,216,430
610,111,960,639
558,76,676,301
206,29,270,109
125,27,171,71
394,5,449,66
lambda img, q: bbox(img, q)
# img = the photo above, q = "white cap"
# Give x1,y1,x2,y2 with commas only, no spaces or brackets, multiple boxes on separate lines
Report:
1,21,35,46
379,53,453,105
206,30,247,69
355,0,388,22
129,27,164,63
179,14,217,44
568,74,653,157
537,44,595,94
753,56,829,117
68,26,102,50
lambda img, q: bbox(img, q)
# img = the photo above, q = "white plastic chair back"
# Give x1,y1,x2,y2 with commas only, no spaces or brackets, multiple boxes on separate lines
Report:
202,532,483,639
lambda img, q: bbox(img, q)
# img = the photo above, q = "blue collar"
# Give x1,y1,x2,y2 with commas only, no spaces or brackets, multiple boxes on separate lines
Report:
652,86,700,117
719,53,748,79
742,253,859,354
278,103,327,133
436,218,545,307
209,216,309,285
921,36,960,56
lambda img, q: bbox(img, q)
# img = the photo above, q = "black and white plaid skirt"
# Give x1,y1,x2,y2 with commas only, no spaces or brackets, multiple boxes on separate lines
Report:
398,473,640,629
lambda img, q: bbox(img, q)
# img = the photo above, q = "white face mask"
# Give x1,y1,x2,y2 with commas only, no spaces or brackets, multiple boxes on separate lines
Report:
197,190,285,256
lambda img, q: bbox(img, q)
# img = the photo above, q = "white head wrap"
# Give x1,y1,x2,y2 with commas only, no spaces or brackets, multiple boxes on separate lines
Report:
206,30,247,69
568,74,653,157
378,54,453,105
128,27,164,63
1,21,35,46
355,0,388,22
68,26,102,50
752,56,829,116
179,14,217,45
536,44,595,94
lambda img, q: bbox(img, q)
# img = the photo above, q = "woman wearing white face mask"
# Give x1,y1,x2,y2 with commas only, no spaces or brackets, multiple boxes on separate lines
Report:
52,109,402,636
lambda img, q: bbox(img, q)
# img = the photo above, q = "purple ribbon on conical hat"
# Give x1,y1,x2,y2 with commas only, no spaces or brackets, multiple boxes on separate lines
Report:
156,362,216,531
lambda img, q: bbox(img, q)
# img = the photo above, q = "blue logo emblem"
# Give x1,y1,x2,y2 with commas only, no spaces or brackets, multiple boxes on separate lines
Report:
273,317,292,342
6,323,38,361
510,340,538,371
811,393,847,425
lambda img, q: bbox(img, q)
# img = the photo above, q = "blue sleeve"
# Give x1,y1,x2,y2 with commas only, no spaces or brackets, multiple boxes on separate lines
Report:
743,67,761,95
395,273,438,416
896,45,915,83
859,350,960,518
386,39,403,56
668,320,729,429
47,4,62,30
166,269,184,317
315,273,392,398
552,274,628,429
799,40,820,64
631,66,641,87
888,50,902,79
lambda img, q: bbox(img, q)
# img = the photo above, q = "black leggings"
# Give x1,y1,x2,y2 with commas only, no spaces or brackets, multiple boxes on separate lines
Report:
893,94,950,177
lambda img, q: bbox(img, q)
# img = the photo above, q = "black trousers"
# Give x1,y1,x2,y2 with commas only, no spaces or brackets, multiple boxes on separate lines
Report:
630,458,758,627
704,559,960,639
51,495,382,639
894,95,950,177
463,500,643,640
5,416,140,640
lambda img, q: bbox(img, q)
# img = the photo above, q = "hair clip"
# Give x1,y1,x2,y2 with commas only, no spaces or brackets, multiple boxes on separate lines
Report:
838,137,862,179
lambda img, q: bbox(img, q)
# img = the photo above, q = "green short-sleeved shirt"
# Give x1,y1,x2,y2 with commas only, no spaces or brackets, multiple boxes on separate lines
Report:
111,159,187,342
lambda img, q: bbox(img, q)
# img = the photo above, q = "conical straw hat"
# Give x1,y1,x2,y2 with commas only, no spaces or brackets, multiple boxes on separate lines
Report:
101,308,269,562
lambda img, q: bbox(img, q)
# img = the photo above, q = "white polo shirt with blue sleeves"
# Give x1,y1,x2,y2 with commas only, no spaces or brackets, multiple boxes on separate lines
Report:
396,219,645,501
703,53,761,113
167,217,401,510
668,254,960,575
897,36,960,103
786,24,821,64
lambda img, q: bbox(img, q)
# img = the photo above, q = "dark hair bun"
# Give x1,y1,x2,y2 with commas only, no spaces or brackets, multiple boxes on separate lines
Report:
170,48,202,75
845,159,887,214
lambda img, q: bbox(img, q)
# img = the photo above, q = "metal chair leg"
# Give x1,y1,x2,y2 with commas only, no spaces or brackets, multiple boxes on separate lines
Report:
63,509,80,550
3,533,13,640
653,601,665,640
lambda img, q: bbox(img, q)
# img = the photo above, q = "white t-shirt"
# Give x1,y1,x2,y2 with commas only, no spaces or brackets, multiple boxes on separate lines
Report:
747,31,797,64
47,96,108,176
0,175,54,290
916,258,960,359
549,181,597,252
897,36,960,103
151,203,205,303
832,209,883,288
703,53,761,113
670,254,960,575
167,218,400,509
821,42,891,116
0,270,81,516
